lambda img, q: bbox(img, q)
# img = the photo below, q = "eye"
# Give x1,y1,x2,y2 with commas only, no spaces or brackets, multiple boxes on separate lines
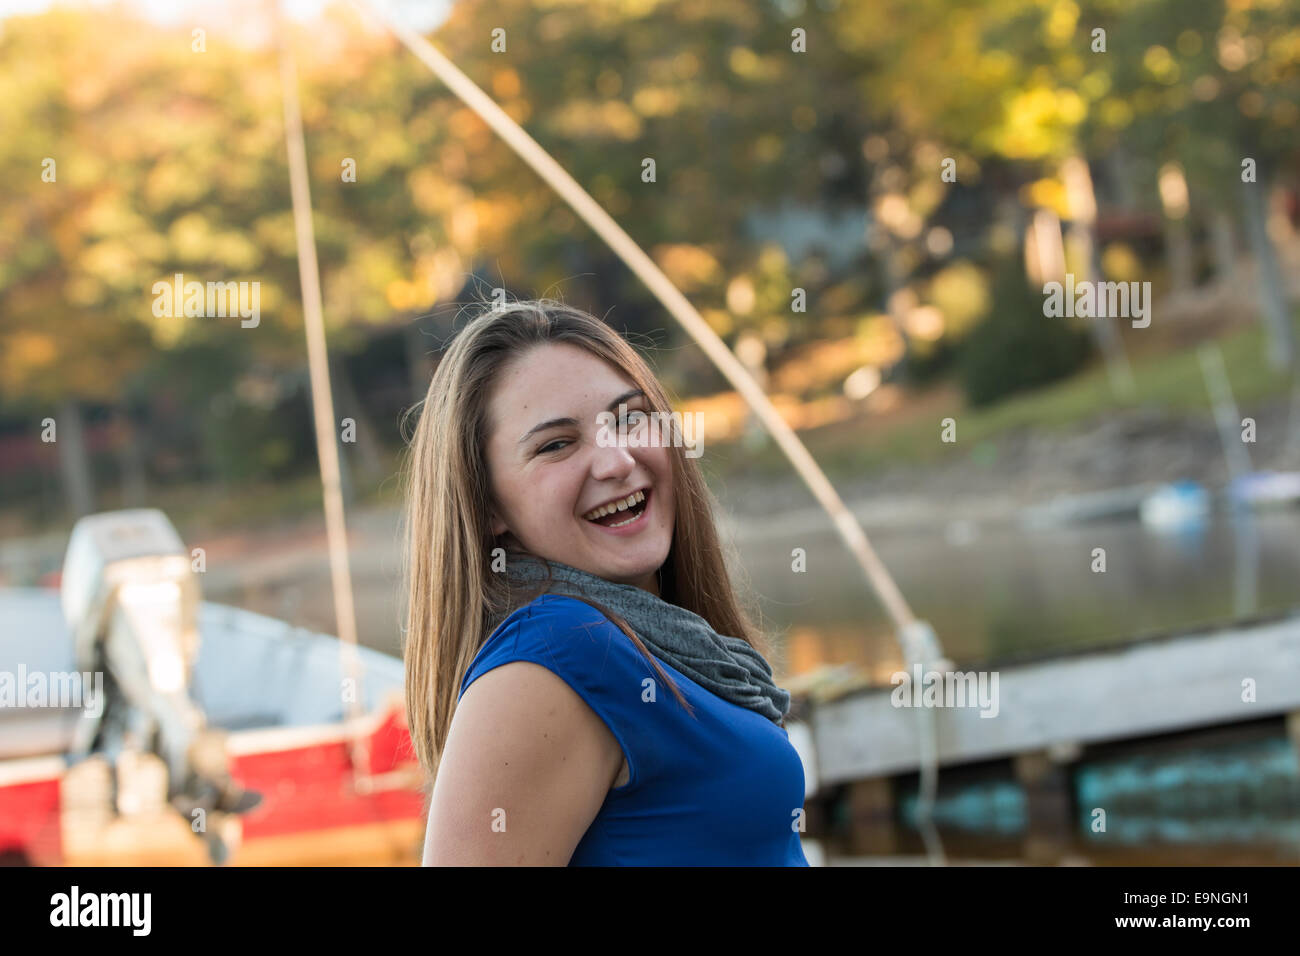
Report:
623,410,647,427
538,439,569,454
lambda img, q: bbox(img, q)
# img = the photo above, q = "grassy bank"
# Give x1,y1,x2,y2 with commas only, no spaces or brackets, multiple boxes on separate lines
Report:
710,322,1297,483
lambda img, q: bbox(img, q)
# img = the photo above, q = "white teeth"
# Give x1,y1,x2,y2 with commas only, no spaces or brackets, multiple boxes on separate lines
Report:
583,489,645,521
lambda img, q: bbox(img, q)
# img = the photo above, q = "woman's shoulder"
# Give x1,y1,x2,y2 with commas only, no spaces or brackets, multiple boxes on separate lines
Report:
460,593,631,699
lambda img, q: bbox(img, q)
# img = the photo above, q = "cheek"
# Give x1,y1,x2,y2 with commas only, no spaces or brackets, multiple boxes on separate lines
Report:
651,454,675,514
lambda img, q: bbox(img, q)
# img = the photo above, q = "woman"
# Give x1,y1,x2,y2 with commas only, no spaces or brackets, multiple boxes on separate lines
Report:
402,298,808,865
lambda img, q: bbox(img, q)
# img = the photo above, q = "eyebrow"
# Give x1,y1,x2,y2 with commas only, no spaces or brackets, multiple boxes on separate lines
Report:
517,388,645,445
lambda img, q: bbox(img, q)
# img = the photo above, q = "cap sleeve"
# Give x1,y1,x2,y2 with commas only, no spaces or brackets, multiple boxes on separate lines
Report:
458,594,651,794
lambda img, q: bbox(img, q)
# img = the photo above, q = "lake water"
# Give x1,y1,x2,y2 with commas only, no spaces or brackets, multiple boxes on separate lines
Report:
729,509,1300,683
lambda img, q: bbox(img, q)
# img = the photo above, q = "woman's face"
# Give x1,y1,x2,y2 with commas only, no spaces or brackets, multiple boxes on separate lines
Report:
485,343,675,596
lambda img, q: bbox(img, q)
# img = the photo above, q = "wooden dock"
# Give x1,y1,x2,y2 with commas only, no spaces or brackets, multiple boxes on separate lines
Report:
784,612,1300,861
794,611,1300,786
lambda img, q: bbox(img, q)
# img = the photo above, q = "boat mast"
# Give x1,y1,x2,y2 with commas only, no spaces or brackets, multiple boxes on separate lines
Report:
273,0,368,778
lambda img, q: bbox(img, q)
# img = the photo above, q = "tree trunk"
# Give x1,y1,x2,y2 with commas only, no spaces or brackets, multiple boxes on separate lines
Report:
1066,221,1134,397
329,355,384,499
1239,175,1295,370
56,398,95,518
1106,146,1139,209
115,408,148,507
1163,217,1196,294
1210,209,1238,285
404,317,433,405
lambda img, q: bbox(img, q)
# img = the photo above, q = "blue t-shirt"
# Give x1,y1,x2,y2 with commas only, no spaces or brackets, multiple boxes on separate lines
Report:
458,593,811,866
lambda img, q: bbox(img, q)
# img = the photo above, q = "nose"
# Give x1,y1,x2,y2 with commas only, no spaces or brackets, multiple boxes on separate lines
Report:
589,432,637,482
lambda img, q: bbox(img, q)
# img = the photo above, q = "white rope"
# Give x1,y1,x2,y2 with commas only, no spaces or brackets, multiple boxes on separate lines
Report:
273,0,369,778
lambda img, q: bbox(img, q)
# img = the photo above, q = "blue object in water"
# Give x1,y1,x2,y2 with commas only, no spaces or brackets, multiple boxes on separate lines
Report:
1140,480,1210,530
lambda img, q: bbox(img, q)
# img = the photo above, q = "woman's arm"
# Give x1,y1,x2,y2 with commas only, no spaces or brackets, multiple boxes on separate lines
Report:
423,660,626,865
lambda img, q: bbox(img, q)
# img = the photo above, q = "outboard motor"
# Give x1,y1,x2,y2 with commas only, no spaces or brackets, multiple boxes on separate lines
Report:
60,508,259,863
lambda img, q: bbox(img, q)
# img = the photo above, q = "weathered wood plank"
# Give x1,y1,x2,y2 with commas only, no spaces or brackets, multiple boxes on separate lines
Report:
811,615,1300,785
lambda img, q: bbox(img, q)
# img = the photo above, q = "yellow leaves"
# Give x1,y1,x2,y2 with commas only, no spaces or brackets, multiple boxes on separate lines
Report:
1099,97,1134,129
144,159,208,211
1157,162,1190,219
927,261,989,339
1217,27,1256,71
410,246,466,306
210,231,261,272
548,99,642,140
977,50,1016,85
365,127,415,170
1143,45,1179,84
1101,243,1142,283
447,107,490,149
1176,30,1203,57
1057,89,1086,123
904,305,945,342
408,168,449,217
754,133,784,163
5,331,59,372
726,276,756,315
875,193,923,240
1192,74,1222,101
856,314,906,368
469,195,522,245
995,85,1088,158
64,274,104,307
1022,177,1070,218
1044,0,1079,46
504,98,532,124
148,310,186,349
168,212,214,263
757,243,788,275
385,279,423,312
1080,70,1111,101
702,308,733,337
253,213,299,258
449,203,478,252
596,70,622,97
631,86,681,118
79,192,145,243
672,51,700,80
651,243,721,292
492,68,521,99
79,240,139,290
728,47,778,81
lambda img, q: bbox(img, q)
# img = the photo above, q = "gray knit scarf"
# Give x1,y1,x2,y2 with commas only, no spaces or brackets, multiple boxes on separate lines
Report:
499,552,790,726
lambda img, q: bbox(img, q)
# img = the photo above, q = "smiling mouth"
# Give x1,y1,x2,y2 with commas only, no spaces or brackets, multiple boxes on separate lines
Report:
582,488,650,527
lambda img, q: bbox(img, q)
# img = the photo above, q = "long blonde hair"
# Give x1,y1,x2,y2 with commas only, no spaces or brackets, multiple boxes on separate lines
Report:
399,298,773,781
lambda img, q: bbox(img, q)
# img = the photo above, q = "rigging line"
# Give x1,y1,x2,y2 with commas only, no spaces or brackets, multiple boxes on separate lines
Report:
272,0,369,778
347,0,922,640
